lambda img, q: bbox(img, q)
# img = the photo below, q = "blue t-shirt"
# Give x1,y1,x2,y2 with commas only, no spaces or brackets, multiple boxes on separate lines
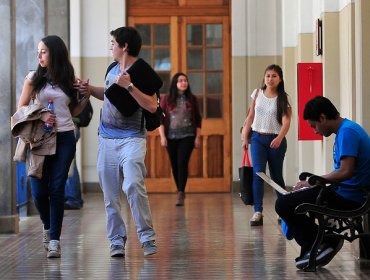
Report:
335,119,370,203
98,64,146,139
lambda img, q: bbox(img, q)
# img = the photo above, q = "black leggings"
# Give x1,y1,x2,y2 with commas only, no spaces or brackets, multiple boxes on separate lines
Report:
166,136,195,192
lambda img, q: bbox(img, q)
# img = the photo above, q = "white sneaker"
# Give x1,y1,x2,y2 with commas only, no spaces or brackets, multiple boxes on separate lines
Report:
43,228,50,251
250,212,263,226
47,240,61,258
277,215,282,224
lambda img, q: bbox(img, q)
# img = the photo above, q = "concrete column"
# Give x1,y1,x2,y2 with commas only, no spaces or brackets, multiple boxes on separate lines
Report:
0,0,18,233
0,0,69,233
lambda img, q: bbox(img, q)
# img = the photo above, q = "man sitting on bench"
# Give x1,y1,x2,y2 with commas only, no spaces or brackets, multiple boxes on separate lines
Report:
275,96,370,270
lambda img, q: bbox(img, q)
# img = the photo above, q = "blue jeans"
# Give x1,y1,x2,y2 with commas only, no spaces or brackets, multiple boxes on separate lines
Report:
30,130,76,240
97,136,156,246
65,127,84,208
250,131,287,212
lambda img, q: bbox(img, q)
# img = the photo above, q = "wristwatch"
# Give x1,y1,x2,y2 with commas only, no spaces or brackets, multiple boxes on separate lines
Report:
127,83,134,92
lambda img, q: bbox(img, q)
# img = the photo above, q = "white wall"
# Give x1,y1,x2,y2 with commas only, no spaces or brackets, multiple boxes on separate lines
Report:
70,0,126,184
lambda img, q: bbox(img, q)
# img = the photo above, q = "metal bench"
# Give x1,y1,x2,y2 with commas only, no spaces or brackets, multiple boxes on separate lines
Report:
295,172,370,272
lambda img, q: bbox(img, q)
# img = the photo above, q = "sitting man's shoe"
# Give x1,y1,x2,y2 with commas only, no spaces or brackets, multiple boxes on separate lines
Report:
295,238,344,269
142,240,157,256
316,238,344,267
110,237,127,257
43,227,50,251
47,240,61,258
250,212,263,226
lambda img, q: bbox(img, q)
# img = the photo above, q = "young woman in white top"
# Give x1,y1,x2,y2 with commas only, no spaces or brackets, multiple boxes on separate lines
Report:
17,35,90,258
241,64,291,226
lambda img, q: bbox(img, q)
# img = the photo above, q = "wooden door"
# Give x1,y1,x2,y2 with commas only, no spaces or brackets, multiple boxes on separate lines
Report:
128,1,231,193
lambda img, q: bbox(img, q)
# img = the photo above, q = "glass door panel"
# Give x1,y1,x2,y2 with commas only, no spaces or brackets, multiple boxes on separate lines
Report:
186,23,224,118
136,23,171,94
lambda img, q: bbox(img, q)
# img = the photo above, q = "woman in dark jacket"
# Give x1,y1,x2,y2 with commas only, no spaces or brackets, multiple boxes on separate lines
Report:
159,72,202,206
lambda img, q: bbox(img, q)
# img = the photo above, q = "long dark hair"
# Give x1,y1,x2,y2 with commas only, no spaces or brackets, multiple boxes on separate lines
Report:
260,64,291,125
167,72,194,106
31,35,77,105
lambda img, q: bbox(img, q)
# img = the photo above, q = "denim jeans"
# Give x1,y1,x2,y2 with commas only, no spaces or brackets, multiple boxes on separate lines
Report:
30,130,76,240
97,136,156,246
166,136,195,192
250,131,287,212
65,127,83,208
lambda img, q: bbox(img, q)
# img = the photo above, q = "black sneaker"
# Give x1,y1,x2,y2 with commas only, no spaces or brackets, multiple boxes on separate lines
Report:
142,240,157,256
295,238,344,269
110,244,125,257
316,238,344,267
110,237,127,257
295,245,333,269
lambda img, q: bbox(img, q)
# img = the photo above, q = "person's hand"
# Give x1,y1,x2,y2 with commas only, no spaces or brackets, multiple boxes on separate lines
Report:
41,111,56,126
75,78,91,99
160,137,167,147
293,180,310,191
241,131,249,150
195,136,201,149
241,126,249,150
270,136,282,149
116,72,131,89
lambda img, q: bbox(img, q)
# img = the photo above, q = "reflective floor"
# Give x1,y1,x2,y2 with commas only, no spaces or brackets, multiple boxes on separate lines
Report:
0,190,369,279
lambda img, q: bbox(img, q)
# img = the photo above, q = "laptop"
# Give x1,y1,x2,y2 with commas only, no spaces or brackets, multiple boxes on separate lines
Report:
256,172,288,194
256,172,312,195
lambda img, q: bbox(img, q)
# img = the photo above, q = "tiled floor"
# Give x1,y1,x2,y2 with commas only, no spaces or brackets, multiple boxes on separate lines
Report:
0,190,369,279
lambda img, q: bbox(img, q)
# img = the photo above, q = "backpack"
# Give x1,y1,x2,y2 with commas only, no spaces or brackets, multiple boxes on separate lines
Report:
76,100,93,127
105,61,163,131
141,92,163,131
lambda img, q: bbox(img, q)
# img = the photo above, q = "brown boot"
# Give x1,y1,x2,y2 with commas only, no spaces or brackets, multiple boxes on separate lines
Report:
175,191,185,206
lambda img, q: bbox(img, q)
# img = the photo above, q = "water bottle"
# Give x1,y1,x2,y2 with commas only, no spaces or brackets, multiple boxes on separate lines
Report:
44,99,54,133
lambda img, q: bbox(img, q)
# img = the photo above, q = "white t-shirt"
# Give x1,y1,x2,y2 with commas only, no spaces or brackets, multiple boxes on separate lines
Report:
251,89,281,135
27,71,75,132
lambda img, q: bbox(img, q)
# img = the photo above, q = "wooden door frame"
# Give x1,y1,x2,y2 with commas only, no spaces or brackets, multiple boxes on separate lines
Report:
128,6,231,193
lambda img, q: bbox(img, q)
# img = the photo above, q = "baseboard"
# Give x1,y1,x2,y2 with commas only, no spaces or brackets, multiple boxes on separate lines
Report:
83,182,102,193
0,215,19,233
231,180,241,193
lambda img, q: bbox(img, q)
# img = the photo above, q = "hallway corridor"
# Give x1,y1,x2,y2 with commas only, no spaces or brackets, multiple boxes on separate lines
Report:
0,190,369,279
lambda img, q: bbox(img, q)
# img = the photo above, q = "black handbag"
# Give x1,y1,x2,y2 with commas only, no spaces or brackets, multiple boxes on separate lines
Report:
239,149,254,205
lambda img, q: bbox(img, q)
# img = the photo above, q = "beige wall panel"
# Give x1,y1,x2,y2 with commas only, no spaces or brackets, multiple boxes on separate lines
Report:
71,57,114,183
298,33,314,62
295,32,322,176
339,4,356,120
359,0,370,132
322,12,340,174
231,56,247,181
282,47,298,186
